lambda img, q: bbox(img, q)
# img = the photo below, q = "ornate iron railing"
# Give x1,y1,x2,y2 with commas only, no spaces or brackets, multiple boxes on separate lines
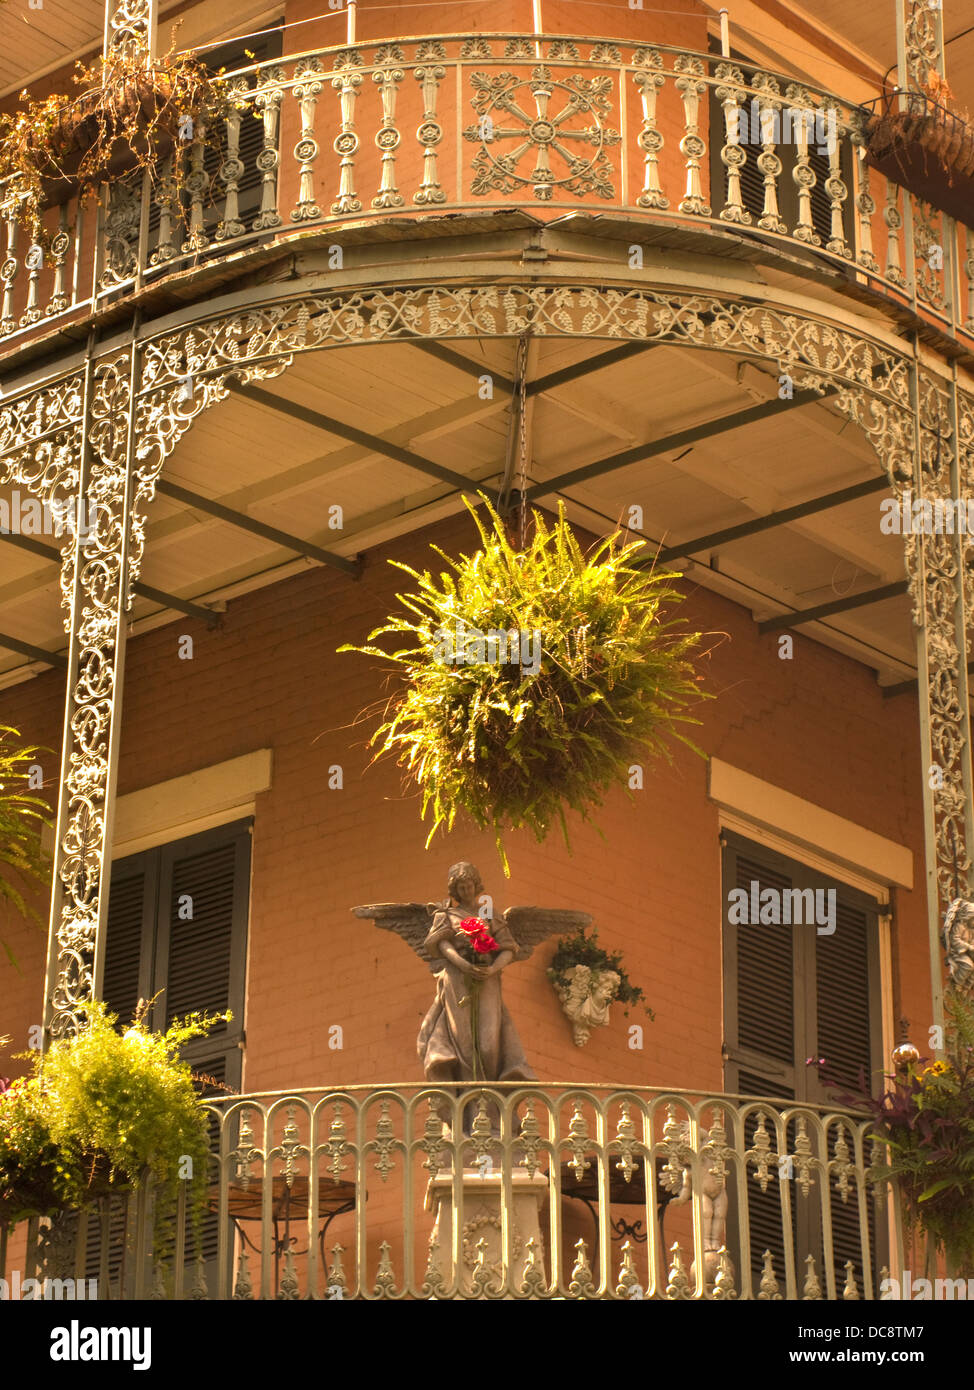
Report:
0,33,972,352
3,1083,903,1300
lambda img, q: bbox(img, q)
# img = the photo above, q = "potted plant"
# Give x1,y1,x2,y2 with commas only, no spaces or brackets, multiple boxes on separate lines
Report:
0,33,240,246
547,925,654,1046
339,496,713,874
0,999,228,1240
862,72,974,220
832,988,974,1273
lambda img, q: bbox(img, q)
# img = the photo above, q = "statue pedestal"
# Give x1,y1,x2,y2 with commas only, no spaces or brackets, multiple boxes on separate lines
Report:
425,1169,548,1297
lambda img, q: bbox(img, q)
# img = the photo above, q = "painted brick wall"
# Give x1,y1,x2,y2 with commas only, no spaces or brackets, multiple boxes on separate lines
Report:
0,508,930,1099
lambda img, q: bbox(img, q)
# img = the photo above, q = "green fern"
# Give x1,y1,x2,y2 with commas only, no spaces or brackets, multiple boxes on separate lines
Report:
340,496,715,874
0,725,53,968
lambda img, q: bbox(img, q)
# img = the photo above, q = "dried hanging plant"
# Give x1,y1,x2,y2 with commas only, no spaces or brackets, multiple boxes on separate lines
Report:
0,32,241,246
340,496,715,874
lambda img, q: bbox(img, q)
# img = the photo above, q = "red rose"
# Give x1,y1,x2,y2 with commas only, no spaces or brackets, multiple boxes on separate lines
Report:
472,933,499,953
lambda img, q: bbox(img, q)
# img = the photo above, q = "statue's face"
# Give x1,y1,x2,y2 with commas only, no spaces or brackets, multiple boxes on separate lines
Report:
456,872,482,903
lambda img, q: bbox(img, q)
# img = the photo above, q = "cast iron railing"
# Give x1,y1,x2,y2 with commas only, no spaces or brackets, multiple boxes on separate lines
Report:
0,34,972,352
1,1083,906,1300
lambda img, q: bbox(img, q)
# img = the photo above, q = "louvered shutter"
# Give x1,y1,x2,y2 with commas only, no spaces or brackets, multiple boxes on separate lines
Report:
149,821,251,1092
723,843,799,1095
722,832,885,1292
100,855,157,1028
94,821,251,1289
813,898,882,1289
722,840,801,1285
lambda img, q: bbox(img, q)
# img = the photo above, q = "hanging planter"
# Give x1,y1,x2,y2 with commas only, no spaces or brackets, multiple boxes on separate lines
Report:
339,496,714,873
0,33,239,245
861,76,974,224
0,1000,227,1233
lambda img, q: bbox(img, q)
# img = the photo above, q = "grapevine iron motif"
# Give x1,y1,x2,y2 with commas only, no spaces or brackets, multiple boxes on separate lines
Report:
463,65,621,200
0,281,967,1030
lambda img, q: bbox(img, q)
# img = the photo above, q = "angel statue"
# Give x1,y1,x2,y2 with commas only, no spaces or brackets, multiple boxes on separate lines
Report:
353,861,592,1083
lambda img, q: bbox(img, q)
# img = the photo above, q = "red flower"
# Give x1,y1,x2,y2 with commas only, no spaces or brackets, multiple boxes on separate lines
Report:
459,917,499,955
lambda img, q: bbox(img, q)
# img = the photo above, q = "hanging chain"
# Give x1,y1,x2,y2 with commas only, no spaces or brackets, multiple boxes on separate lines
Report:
516,334,529,551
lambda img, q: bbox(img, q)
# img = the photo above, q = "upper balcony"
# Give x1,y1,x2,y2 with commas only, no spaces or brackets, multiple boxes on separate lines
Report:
1,28,973,369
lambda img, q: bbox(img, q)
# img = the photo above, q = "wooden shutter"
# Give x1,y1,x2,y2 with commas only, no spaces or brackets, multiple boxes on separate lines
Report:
149,820,251,1092
722,841,798,1097
101,855,157,1028
96,820,251,1288
722,839,801,1285
722,831,885,1291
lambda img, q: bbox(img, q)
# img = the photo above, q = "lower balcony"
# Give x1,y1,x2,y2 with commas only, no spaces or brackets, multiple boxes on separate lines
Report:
1,1084,902,1300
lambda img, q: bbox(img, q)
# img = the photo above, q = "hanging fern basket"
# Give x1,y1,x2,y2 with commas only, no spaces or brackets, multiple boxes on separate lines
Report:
340,497,713,873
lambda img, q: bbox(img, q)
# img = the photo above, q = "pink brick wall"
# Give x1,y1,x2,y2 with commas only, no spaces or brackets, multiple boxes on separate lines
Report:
0,508,932,1099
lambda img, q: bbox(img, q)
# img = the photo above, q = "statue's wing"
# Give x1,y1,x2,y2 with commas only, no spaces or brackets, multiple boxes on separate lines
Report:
351,902,437,968
502,907,594,961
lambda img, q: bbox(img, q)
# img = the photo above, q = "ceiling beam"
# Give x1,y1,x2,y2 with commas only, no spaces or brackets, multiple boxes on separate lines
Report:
657,474,890,563
0,530,229,619
527,343,657,396
0,632,67,668
153,478,361,575
413,343,517,396
232,382,475,493
758,580,908,632
527,389,834,500
413,340,657,401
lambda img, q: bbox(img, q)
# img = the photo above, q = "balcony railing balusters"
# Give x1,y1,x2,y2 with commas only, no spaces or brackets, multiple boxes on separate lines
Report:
785,83,820,245
0,36,969,349
47,207,71,315
181,126,210,254
414,47,447,206
1,208,19,334
823,101,851,259
372,47,405,210
884,177,907,285
1,1085,903,1300
632,49,668,211
331,52,363,215
674,54,710,216
253,66,285,232
218,77,250,240
751,72,788,235
291,57,325,223
20,239,43,326
852,142,880,272
715,63,751,225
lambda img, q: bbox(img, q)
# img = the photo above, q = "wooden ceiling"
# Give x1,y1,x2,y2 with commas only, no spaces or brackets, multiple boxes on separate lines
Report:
788,0,974,106
0,335,915,691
